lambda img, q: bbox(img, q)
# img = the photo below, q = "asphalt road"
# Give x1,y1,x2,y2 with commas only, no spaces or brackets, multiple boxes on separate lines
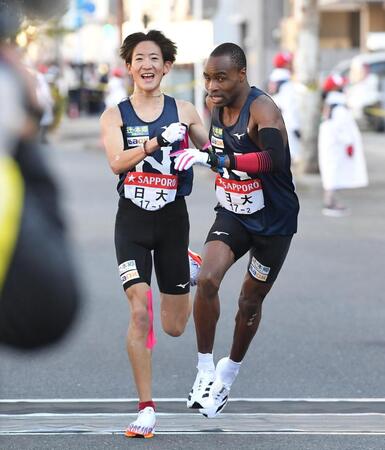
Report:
1,118,385,449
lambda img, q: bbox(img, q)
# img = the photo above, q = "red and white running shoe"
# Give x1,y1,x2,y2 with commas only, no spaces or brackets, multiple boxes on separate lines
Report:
188,248,202,287
124,406,155,439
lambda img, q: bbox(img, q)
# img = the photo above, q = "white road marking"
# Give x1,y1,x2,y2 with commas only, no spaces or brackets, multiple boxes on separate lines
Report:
2,397,385,403
2,399,385,436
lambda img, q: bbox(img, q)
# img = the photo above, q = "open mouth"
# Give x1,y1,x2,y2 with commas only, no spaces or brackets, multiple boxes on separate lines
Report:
141,73,155,80
209,95,224,103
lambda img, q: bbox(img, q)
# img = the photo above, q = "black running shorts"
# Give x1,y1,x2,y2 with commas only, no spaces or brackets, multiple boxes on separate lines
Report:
205,211,292,284
114,197,190,294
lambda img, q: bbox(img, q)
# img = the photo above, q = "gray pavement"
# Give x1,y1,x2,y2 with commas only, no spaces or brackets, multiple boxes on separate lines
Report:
1,116,385,449
2,435,385,450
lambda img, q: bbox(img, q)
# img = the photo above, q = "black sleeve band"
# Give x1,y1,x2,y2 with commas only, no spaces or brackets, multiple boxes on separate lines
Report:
227,154,236,170
156,134,169,148
258,128,286,172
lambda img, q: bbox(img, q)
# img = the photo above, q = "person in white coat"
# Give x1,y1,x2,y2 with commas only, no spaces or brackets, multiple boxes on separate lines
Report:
318,74,368,217
104,67,127,108
268,67,301,163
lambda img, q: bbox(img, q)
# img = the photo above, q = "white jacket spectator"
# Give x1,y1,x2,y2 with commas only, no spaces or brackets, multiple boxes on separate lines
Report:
269,68,301,162
319,90,368,192
105,68,127,108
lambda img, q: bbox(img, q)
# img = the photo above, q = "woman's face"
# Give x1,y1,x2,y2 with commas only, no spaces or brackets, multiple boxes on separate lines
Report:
127,40,171,92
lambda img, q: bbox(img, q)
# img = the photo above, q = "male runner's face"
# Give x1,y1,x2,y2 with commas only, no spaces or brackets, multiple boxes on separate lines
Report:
128,41,170,92
204,55,244,107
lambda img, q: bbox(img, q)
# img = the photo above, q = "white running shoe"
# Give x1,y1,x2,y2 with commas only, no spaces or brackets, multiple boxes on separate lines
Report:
187,370,215,409
124,406,156,438
199,357,231,418
188,249,202,287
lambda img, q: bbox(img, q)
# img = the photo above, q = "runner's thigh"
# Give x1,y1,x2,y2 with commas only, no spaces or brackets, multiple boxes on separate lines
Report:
114,198,154,290
153,198,190,295
205,211,251,261
248,235,293,284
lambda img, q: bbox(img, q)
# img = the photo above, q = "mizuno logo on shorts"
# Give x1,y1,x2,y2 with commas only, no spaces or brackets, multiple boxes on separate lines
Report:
176,281,189,288
212,231,229,236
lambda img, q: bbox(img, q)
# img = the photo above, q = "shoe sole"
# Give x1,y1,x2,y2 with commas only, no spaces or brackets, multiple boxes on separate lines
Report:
125,430,154,439
199,396,228,418
187,400,204,409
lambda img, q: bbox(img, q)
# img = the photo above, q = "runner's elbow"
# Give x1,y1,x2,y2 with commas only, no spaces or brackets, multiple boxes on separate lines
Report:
110,162,121,175
110,156,126,175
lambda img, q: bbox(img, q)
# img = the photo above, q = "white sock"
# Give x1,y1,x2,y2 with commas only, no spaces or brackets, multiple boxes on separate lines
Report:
197,352,215,373
219,357,242,387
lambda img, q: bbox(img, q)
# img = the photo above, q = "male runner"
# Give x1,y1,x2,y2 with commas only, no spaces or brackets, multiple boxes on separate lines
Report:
100,30,207,437
173,43,300,417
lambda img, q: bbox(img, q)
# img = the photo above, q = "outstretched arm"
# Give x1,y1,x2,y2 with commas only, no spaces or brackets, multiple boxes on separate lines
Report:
173,95,288,174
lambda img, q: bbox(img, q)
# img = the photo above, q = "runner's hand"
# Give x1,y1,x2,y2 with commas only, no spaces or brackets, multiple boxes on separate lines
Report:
171,148,210,171
157,122,187,147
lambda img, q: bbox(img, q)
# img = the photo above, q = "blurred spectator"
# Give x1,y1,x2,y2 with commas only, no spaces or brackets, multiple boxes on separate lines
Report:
36,64,54,143
273,51,293,70
0,0,80,349
268,66,301,163
62,63,82,118
318,74,369,217
104,67,127,108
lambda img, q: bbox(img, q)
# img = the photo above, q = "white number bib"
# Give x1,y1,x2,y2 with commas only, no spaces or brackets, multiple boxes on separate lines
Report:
215,175,264,214
124,172,178,210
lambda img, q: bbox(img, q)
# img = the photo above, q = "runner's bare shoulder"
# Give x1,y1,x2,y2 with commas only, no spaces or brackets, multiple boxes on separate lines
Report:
100,105,122,128
250,93,283,129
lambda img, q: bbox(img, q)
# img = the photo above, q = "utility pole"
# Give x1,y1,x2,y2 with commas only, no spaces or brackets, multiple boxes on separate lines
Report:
244,0,265,87
293,0,321,173
116,0,124,46
193,0,205,120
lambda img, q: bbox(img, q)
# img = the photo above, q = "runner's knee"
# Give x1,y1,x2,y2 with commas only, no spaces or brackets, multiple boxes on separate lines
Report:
197,272,220,298
161,308,189,337
130,307,149,335
162,322,185,337
238,292,264,322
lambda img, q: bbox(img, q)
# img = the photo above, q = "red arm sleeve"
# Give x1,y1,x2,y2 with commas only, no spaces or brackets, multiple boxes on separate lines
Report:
233,151,273,173
230,128,285,173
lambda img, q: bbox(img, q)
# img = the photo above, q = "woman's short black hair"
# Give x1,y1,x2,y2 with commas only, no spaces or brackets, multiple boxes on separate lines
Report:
120,29,177,64
210,42,247,71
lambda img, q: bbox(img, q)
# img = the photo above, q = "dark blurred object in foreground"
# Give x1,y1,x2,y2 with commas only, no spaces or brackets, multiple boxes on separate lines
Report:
0,0,80,350
0,141,80,349
0,0,69,36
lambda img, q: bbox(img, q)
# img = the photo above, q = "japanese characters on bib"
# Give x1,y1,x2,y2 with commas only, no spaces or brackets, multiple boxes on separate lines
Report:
215,174,264,214
210,120,265,215
122,124,178,210
124,171,178,210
